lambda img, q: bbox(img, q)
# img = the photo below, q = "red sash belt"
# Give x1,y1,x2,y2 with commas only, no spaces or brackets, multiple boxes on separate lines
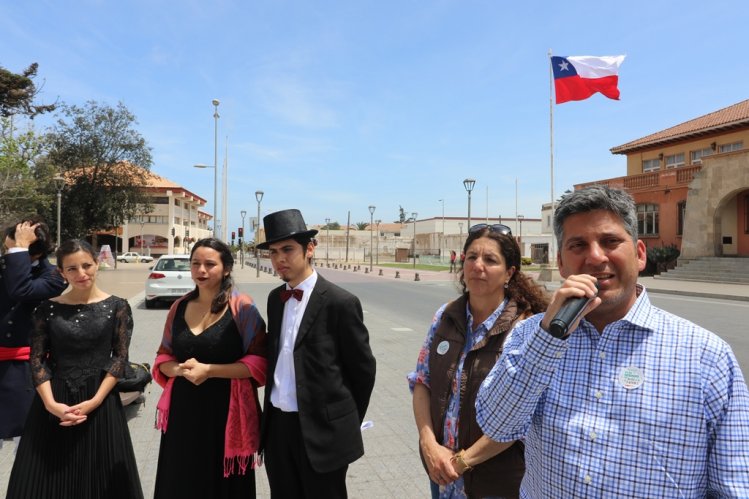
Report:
0,346,31,361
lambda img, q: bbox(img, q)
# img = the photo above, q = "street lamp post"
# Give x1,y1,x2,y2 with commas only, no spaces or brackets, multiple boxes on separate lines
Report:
52,174,65,248
375,219,381,265
412,212,418,269
240,210,247,268
518,214,525,257
463,178,476,231
140,220,145,255
212,99,220,239
255,190,263,278
439,198,445,263
368,205,375,271
193,100,221,239
325,218,330,265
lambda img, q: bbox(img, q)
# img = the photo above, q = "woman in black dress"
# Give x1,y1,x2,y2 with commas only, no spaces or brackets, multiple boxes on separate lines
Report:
153,238,267,499
6,239,143,499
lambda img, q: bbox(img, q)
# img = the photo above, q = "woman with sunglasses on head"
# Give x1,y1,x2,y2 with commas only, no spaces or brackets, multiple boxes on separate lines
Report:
152,238,267,499
6,239,143,499
408,224,549,498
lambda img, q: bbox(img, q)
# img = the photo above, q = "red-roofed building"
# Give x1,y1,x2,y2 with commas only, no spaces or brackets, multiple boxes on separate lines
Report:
96,167,212,257
577,99,749,259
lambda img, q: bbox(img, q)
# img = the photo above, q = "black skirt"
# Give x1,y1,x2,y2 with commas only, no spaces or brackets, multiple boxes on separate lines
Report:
6,375,143,499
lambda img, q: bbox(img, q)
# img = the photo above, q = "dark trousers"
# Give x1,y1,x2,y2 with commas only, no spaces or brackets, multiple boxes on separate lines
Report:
265,404,348,499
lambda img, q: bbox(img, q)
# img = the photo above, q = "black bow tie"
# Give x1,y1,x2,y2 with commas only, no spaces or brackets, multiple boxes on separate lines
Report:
280,288,303,303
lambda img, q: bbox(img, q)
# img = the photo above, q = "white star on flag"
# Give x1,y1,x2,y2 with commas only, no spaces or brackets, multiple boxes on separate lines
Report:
558,60,569,71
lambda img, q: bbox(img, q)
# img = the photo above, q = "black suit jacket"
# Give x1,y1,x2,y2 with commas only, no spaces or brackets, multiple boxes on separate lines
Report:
261,274,376,473
0,252,67,438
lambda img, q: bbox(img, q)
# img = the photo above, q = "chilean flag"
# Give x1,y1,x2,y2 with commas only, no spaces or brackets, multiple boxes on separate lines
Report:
552,55,625,104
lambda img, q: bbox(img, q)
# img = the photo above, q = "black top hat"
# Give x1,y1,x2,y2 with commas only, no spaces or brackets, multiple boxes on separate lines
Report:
256,209,318,249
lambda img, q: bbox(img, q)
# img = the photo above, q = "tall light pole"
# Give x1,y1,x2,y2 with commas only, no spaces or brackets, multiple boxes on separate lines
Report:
412,212,418,269
518,214,525,257
325,218,331,265
212,99,220,239
53,174,65,248
438,198,445,263
463,178,476,231
368,205,376,271
140,220,145,255
255,190,263,278
240,210,247,268
375,219,381,265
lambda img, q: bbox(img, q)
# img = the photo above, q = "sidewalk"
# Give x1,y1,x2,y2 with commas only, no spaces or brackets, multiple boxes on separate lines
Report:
322,262,749,302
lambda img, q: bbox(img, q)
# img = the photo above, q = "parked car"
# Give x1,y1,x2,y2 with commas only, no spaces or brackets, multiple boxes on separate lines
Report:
144,255,193,309
117,252,154,263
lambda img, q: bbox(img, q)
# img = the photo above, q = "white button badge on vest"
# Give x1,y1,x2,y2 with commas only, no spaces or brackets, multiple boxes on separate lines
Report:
436,340,450,355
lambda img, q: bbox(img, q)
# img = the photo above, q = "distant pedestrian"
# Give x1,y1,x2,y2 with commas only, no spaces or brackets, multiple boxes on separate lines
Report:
449,250,457,273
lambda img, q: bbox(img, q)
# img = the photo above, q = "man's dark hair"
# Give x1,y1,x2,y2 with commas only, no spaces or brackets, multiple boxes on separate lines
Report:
3,215,53,257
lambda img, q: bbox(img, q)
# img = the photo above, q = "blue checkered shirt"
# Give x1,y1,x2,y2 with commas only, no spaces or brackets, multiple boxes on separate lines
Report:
476,287,749,498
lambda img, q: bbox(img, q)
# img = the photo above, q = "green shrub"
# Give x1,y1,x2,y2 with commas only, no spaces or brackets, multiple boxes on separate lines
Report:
645,244,680,275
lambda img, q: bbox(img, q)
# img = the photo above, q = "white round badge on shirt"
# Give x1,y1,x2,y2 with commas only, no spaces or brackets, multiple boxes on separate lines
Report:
618,366,644,390
436,341,450,355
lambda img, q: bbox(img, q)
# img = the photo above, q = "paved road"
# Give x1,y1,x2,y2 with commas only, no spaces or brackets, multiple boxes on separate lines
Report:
2,261,748,498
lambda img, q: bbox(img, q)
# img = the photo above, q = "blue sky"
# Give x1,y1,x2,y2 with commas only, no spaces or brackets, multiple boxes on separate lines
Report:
3,0,748,238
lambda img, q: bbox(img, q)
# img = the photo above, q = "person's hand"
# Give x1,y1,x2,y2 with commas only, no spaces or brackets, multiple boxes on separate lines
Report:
420,438,460,486
540,274,600,337
180,358,210,385
66,398,101,419
44,401,88,427
11,222,39,249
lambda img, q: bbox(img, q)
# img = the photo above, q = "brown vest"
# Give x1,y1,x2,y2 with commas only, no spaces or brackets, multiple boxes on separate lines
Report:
426,294,526,498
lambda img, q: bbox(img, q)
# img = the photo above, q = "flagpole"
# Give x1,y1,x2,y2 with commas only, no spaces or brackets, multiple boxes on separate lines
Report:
548,49,556,265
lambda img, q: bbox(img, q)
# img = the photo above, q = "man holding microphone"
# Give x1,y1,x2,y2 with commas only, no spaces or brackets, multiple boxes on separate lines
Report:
476,186,749,497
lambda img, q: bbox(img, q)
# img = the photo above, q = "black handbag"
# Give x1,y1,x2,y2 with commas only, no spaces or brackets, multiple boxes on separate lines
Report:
117,362,152,392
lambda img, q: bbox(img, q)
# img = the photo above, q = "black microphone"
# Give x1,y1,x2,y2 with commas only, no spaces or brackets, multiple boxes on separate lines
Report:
548,283,599,338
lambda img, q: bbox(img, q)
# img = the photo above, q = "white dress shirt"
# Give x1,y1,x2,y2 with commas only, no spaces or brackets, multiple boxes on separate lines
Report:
270,270,318,412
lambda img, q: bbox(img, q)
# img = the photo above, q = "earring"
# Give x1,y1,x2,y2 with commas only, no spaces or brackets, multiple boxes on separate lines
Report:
504,282,509,289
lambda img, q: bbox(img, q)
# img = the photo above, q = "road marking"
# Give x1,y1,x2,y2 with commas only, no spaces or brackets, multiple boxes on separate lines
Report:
392,327,413,332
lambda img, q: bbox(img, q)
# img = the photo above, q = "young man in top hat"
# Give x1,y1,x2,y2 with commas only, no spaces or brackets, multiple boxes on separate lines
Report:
259,209,376,498
1,217,67,448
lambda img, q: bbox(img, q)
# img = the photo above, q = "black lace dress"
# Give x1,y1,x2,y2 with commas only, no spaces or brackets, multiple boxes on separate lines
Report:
153,300,255,499
6,296,143,499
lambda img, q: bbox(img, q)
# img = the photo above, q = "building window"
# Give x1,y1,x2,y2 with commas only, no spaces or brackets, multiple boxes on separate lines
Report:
153,197,169,204
664,153,685,169
719,141,743,153
690,148,712,164
677,201,687,236
643,158,661,172
637,204,659,236
174,199,181,207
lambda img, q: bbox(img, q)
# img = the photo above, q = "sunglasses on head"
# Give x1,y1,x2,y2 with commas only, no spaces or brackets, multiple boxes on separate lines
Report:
468,223,513,236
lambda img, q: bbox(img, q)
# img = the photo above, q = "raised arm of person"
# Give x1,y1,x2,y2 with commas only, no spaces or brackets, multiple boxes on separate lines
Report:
476,314,569,442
